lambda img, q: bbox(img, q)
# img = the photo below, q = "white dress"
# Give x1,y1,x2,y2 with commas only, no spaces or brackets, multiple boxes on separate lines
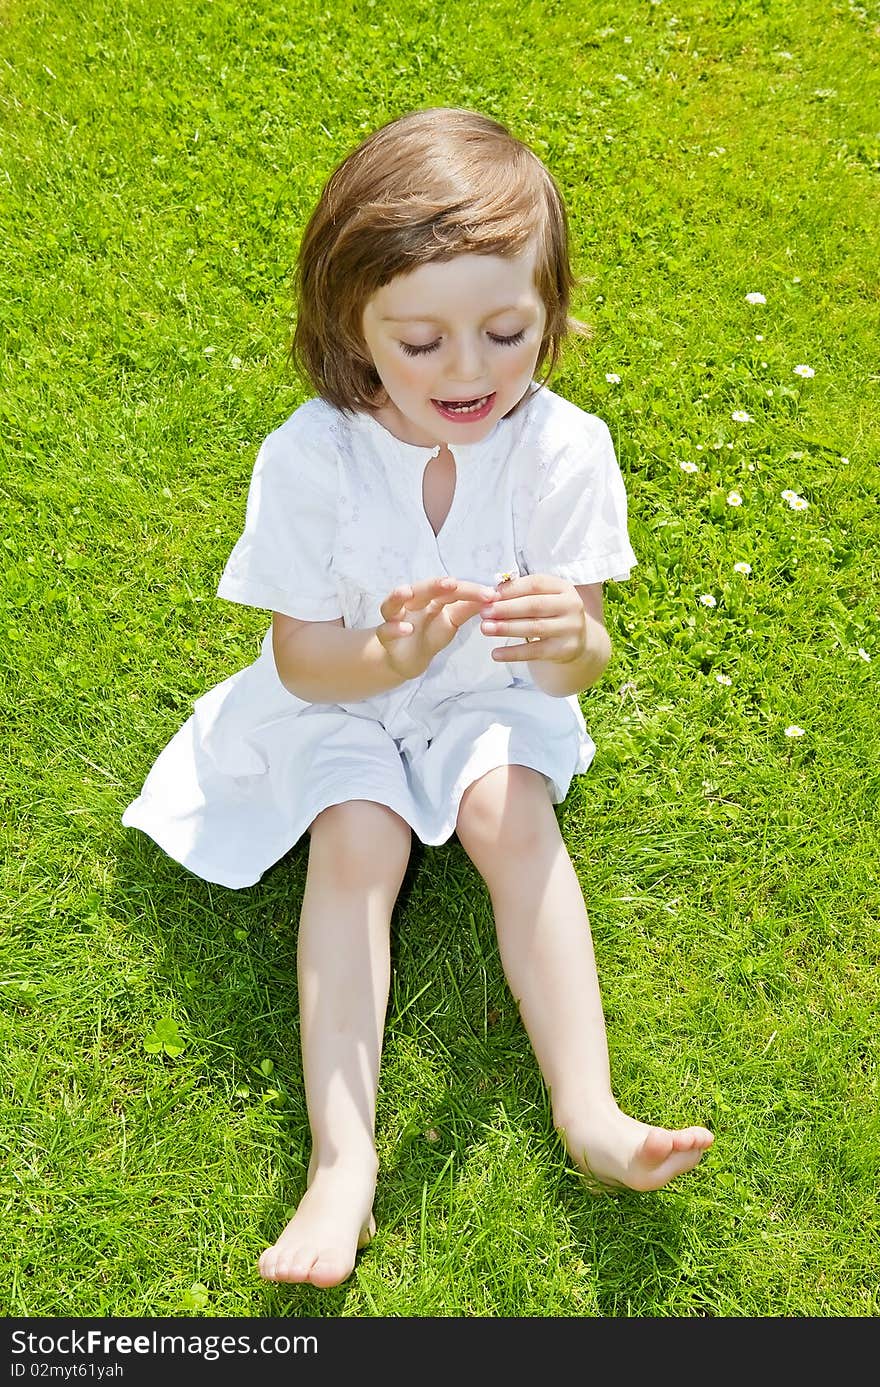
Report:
122,382,637,889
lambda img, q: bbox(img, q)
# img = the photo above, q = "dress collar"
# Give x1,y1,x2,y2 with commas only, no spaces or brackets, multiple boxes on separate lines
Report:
351,383,539,462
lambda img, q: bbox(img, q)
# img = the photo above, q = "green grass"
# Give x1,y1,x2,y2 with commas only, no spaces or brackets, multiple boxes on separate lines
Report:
2,0,878,1317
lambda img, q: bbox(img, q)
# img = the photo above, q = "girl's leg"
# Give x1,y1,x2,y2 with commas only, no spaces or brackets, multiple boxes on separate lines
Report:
455,765,713,1190
258,799,412,1287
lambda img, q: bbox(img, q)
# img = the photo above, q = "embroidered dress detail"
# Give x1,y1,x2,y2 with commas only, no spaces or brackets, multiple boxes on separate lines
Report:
122,383,637,888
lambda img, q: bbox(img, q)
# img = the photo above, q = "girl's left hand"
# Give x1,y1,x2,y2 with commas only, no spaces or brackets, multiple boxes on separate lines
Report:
480,574,587,664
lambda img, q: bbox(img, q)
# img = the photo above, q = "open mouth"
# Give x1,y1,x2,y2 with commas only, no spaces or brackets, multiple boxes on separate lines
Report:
431,393,496,421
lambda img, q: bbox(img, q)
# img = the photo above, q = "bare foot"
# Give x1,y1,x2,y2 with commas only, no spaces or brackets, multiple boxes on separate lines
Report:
556,1103,714,1192
258,1162,377,1288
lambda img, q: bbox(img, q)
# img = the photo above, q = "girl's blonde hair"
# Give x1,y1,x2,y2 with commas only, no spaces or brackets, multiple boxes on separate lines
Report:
289,106,591,417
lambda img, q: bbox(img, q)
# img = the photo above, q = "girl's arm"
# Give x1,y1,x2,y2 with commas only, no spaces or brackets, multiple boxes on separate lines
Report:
272,612,407,703
521,583,613,698
272,576,496,703
485,579,610,699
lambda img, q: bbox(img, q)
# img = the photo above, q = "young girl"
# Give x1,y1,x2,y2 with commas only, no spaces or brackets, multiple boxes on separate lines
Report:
122,106,713,1289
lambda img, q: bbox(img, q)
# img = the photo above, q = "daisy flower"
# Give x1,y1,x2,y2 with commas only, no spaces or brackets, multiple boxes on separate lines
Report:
715,673,732,685
733,561,752,574
784,725,806,738
793,364,815,378
727,491,743,507
731,410,753,423
788,495,809,511
745,292,767,304
699,594,717,608
679,460,699,473
605,372,621,384
857,648,871,662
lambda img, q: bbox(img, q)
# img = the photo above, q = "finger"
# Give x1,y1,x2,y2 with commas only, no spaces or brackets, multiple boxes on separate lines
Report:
378,616,414,638
481,617,555,639
445,598,491,630
481,595,561,621
490,638,557,662
494,573,569,599
403,576,457,612
436,581,500,608
380,585,414,621
407,578,498,612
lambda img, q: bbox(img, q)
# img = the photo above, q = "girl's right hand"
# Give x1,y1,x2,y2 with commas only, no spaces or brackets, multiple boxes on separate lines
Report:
376,576,499,681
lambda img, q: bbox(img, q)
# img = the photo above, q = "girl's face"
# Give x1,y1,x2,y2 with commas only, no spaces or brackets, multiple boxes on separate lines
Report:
360,244,547,447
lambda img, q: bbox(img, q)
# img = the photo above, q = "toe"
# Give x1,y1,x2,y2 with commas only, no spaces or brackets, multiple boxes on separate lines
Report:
309,1250,355,1288
278,1249,319,1282
679,1125,714,1150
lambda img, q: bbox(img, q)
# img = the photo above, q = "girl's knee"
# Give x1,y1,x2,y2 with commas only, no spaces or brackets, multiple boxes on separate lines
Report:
455,765,558,866
308,799,412,886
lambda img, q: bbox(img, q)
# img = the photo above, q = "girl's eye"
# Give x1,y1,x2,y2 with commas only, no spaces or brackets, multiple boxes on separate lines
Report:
399,330,526,358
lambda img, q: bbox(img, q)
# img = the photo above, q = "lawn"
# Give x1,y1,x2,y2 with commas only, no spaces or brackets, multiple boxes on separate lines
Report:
1,0,878,1317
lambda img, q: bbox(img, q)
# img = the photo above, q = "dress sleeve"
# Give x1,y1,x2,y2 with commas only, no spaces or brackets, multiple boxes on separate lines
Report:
216,412,342,620
523,414,637,584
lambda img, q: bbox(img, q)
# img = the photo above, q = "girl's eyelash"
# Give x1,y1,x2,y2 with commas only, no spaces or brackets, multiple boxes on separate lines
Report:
400,330,526,358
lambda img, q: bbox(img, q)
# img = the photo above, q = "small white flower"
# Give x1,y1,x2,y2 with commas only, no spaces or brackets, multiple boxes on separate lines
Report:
699,594,717,608
857,647,871,662
715,673,732,685
780,489,798,502
733,561,752,575
731,410,753,423
203,346,216,355
679,460,699,473
792,276,802,283
756,333,764,341
230,356,243,369
605,372,621,384
696,444,703,450
727,442,734,449
788,494,809,511
793,364,815,378
727,491,743,507
840,456,849,464
745,292,766,304
784,725,806,738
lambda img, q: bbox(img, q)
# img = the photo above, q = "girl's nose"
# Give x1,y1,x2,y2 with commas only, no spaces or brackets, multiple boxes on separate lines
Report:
448,334,487,382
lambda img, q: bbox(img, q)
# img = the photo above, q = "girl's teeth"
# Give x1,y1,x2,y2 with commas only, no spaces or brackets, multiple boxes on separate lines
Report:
440,394,490,413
